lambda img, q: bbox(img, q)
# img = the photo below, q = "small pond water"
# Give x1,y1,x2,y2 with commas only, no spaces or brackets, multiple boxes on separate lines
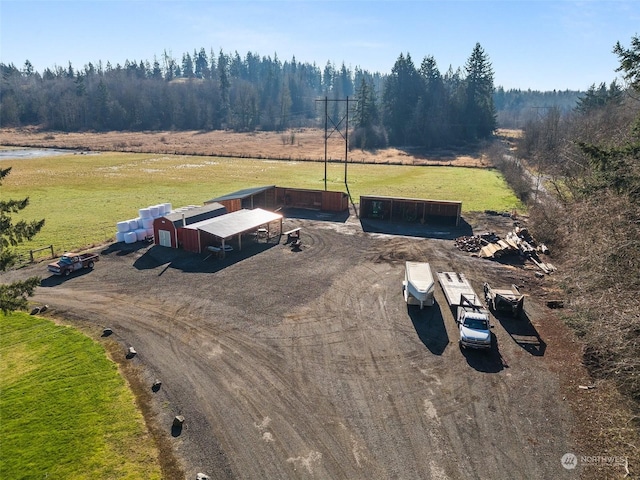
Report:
0,148,94,160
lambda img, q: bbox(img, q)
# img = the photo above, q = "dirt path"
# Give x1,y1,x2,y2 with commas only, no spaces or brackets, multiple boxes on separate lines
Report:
1,209,595,479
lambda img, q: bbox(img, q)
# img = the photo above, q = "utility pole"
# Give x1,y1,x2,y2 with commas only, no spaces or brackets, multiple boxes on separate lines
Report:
345,96,349,185
324,97,328,191
531,106,552,203
316,97,351,191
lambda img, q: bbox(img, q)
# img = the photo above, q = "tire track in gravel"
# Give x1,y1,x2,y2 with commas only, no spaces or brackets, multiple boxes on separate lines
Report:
3,212,578,480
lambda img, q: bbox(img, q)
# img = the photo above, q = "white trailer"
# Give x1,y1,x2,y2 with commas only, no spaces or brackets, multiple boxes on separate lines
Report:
436,271,483,308
403,262,435,308
437,271,492,349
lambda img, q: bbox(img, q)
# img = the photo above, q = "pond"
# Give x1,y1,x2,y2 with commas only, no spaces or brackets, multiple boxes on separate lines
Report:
0,148,93,160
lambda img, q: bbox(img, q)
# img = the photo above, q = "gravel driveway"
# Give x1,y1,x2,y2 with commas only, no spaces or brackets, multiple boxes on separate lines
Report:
4,209,579,479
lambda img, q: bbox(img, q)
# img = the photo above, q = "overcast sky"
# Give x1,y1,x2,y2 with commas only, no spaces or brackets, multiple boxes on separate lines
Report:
2,0,638,91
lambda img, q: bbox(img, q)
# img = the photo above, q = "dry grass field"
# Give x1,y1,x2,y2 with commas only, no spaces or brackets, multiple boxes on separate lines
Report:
0,127,489,167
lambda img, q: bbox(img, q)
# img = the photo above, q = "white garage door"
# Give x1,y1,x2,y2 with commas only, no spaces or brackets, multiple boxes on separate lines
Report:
158,229,172,247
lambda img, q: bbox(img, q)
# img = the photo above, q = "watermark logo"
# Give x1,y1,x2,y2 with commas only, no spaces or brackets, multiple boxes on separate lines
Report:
561,453,577,470
561,452,629,472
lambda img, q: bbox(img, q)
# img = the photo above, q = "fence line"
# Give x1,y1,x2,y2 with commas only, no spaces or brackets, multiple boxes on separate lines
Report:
29,245,54,263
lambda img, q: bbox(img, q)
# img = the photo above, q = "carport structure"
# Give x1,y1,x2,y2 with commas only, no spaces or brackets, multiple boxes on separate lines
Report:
206,185,349,213
359,195,462,226
205,186,276,212
183,208,283,255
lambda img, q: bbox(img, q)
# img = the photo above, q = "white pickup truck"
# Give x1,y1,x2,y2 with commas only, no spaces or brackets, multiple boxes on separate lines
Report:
437,271,492,349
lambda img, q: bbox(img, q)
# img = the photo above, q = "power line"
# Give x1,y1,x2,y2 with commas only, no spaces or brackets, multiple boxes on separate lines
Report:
315,96,353,191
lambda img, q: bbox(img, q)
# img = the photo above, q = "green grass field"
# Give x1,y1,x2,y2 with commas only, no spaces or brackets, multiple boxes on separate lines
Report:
0,311,162,479
2,151,522,256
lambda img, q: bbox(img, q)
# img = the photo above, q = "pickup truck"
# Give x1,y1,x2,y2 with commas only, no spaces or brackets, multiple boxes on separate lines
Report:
456,301,492,349
48,252,99,276
437,271,492,349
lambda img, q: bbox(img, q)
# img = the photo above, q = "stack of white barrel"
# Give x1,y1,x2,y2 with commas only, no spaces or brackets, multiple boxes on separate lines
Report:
115,203,172,244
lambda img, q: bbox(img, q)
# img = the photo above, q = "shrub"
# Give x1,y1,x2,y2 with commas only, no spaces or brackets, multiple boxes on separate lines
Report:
349,126,388,150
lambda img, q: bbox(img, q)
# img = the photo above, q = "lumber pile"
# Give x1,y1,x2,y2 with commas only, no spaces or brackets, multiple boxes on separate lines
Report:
454,232,500,253
455,226,556,274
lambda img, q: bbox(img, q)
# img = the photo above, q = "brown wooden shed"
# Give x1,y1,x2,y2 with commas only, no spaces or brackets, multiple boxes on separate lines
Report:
206,185,348,213
359,195,462,226
274,187,348,212
204,186,277,213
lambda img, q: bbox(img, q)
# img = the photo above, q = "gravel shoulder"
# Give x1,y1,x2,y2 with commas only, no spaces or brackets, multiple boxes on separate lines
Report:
3,209,601,479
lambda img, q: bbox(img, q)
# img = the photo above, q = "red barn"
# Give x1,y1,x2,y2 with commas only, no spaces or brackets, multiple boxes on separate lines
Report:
153,203,226,249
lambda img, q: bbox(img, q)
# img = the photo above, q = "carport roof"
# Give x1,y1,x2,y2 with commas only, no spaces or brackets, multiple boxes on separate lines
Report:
360,195,462,205
163,202,226,224
206,185,275,203
186,208,282,239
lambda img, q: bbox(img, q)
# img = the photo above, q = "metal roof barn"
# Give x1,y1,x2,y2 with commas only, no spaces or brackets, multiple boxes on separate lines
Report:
153,202,227,249
205,186,276,213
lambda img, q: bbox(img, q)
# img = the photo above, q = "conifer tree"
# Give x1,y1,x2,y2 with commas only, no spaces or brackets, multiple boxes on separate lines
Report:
351,76,385,149
576,81,623,113
382,53,422,145
613,35,640,91
463,43,496,139
0,167,44,312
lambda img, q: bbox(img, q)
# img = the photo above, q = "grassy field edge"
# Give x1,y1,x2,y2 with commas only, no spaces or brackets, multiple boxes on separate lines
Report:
0,311,180,479
1,150,523,257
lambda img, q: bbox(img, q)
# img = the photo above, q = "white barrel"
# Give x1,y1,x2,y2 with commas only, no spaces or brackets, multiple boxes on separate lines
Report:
141,217,154,229
149,206,160,218
163,202,172,213
139,208,152,219
146,228,154,237
128,219,139,230
115,231,126,242
158,204,168,215
124,231,137,244
116,221,130,233
135,228,147,241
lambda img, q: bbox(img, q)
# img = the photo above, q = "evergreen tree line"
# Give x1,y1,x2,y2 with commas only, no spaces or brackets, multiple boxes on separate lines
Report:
1,44,580,148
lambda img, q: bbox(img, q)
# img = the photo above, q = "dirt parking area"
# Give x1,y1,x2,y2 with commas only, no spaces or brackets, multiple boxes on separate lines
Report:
3,209,615,479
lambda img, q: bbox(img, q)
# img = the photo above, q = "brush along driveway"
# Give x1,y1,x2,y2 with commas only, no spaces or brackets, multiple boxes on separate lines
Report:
10,211,577,479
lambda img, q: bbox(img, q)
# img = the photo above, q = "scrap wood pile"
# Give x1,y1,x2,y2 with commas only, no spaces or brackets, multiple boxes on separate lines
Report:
454,232,500,252
455,226,556,274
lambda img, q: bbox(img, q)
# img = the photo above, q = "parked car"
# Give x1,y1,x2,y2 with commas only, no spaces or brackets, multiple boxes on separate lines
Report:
48,252,99,276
